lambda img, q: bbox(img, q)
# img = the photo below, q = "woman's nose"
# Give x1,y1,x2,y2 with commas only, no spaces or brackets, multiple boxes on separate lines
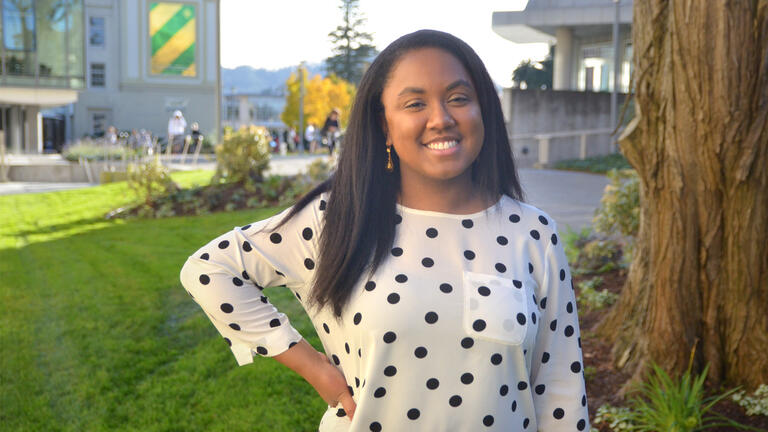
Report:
426,103,457,130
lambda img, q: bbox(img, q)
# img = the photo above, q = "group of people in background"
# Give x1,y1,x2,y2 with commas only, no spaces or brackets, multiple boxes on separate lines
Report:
103,108,342,157
167,110,203,155
270,108,343,156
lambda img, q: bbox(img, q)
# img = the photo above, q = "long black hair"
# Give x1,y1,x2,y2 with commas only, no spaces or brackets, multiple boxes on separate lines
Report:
277,29,525,317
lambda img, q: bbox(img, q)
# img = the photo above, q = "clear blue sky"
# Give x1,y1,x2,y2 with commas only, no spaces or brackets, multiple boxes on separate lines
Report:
220,0,549,88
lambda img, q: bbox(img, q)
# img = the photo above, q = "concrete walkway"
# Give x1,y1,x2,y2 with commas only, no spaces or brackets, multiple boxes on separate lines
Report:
0,160,609,230
0,181,94,195
518,168,609,231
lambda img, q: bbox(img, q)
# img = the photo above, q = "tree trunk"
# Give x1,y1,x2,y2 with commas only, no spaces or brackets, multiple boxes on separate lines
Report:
596,0,768,395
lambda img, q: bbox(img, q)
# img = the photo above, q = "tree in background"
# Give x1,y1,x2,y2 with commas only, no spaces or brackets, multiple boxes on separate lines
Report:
596,0,767,394
326,0,377,85
511,45,553,90
281,69,355,131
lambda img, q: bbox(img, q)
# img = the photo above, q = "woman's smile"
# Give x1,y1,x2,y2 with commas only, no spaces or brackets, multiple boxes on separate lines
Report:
423,136,461,153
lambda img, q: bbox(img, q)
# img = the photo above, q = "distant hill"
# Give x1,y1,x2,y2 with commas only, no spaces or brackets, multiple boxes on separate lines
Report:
221,63,326,96
221,63,504,95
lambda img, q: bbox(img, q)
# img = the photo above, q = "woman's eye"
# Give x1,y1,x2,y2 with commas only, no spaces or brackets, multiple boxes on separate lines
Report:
449,96,469,104
405,101,425,109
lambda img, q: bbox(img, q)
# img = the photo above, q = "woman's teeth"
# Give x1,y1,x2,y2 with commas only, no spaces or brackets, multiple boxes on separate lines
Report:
426,140,458,150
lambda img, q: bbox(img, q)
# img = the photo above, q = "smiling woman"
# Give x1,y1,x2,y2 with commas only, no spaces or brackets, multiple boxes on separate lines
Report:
180,30,590,431
381,47,486,212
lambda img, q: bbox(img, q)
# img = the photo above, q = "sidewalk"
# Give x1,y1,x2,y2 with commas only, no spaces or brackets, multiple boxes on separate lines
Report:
0,182,94,195
0,163,609,230
519,168,609,231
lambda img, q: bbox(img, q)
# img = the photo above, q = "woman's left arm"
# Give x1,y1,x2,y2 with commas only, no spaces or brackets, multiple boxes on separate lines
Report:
530,220,590,432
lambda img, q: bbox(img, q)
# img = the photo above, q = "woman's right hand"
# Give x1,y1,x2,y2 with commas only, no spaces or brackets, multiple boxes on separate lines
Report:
273,339,357,421
310,351,357,420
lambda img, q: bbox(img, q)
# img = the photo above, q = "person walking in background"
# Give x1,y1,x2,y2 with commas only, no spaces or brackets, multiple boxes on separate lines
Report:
321,108,340,155
305,123,317,153
105,126,118,145
167,110,187,155
139,129,153,155
190,122,202,148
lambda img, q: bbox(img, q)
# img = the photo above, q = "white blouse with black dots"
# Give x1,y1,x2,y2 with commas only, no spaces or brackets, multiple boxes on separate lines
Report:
180,193,590,432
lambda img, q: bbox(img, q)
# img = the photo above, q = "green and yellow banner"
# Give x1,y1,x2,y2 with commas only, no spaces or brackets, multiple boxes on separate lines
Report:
149,2,196,76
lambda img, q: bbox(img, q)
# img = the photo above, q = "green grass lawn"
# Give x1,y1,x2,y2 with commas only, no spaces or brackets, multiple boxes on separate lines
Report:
0,171,326,432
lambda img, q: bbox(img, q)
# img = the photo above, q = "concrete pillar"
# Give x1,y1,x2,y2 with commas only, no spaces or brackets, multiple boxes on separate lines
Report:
553,27,573,90
24,106,42,153
9,107,23,154
238,95,249,128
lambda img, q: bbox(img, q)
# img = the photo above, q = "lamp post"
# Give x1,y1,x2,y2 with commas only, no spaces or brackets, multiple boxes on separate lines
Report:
299,61,305,153
611,0,620,152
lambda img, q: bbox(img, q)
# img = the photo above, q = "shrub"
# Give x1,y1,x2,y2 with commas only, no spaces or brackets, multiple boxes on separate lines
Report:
306,157,333,182
63,139,140,162
211,125,271,185
126,157,179,208
562,226,624,275
592,404,634,432
731,384,768,417
592,363,758,432
593,169,640,239
623,362,754,432
577,276,619,310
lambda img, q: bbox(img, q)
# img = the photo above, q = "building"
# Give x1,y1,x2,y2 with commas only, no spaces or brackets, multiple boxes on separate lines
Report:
492,0,633,92
222,91,286,132
0,0,85,154
74,0,220,144
490,0,634,168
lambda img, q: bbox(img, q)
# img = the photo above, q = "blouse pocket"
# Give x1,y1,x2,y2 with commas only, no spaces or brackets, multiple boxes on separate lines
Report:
462,271,533,346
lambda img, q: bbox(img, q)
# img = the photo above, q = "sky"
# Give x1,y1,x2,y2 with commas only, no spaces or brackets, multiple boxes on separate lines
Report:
220,0,551,88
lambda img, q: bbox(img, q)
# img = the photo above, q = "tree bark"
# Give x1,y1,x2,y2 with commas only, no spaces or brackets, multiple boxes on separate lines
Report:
596,0,768,394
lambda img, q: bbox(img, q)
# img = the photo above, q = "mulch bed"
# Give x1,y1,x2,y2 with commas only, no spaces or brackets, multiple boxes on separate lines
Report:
577,269,768,431
107,176,313,219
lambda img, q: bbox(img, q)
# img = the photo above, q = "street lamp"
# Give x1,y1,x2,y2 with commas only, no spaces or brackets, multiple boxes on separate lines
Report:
299,61,305,153
611,0,620,152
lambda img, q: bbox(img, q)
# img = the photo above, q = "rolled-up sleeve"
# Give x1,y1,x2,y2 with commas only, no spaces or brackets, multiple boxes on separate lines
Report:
179,197,323,366
530,220,590,431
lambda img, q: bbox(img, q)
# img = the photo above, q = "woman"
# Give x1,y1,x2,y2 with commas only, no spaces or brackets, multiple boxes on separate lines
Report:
180,30,589,431
321,108,341,155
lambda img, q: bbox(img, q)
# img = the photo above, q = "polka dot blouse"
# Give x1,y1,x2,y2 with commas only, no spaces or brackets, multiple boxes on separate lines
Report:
180,193,590,431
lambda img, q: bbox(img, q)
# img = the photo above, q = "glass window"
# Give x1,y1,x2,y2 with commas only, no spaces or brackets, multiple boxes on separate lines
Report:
149,2,196,76
67,0,84,79
89,16,104,46
4,51,33,76
91,111,110,137
3,0,36,51
90,63,105,87
578,44,614,92
621,42,633,93
36,0,68,78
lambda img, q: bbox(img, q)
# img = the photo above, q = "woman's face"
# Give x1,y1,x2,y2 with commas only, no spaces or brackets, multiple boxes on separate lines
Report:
381,47,484,188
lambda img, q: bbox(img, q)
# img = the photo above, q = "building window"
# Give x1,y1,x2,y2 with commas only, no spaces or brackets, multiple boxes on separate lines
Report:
3,0,36,51
92,112,109,137
89,17,105,47
90,63,105,87
149,2,197,76
578,44,614,92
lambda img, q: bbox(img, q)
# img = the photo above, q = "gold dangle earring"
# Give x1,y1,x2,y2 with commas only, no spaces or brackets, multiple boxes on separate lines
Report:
386,145,394,172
